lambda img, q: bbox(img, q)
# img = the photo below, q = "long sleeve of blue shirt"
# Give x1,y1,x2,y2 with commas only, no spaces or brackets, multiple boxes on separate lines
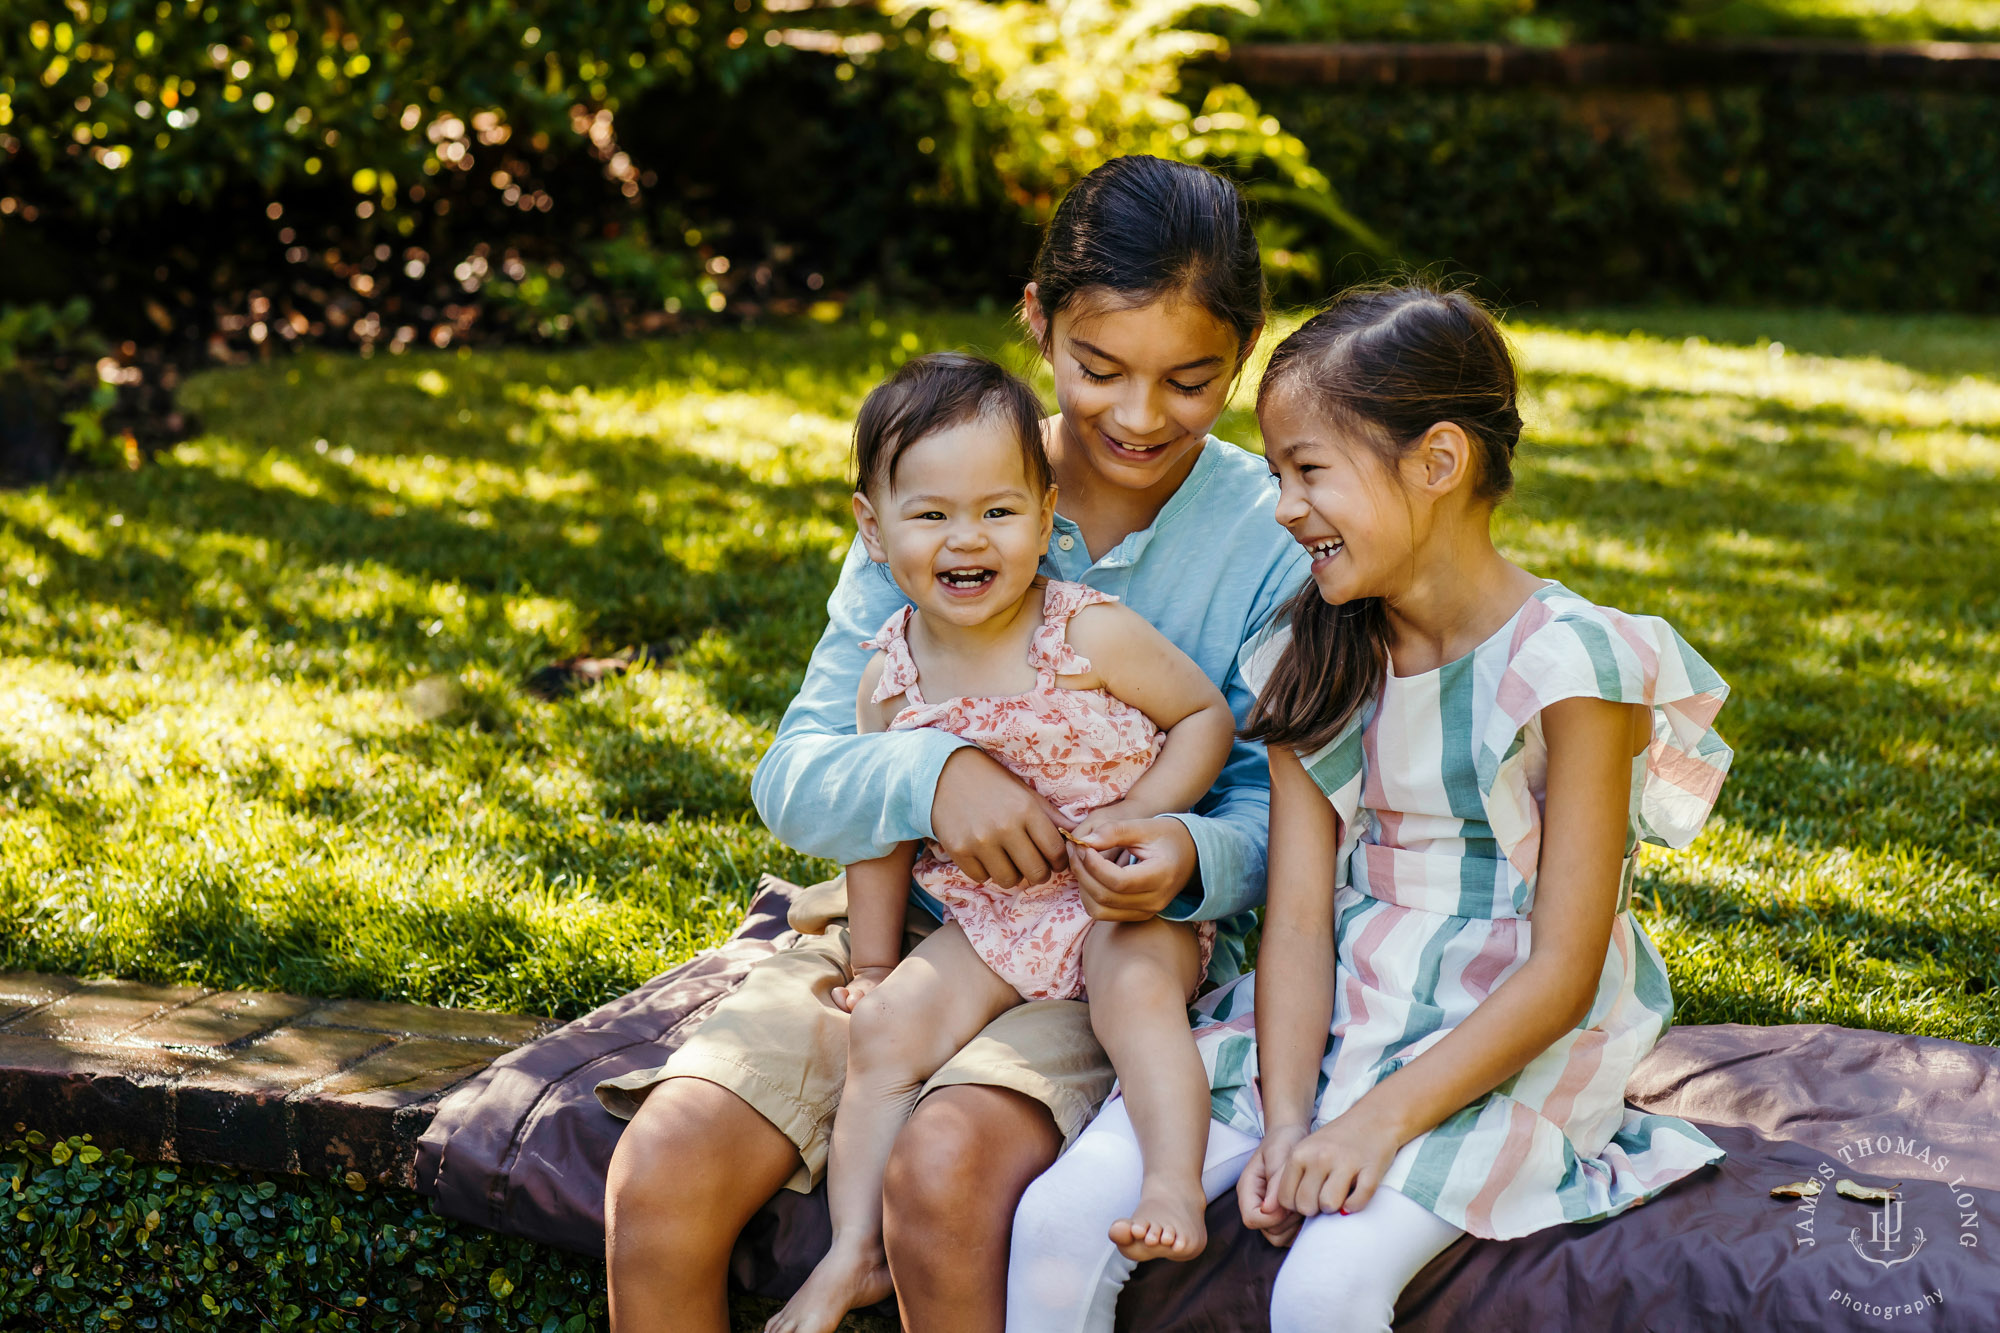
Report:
751,540,972,862
1156,539,1310,928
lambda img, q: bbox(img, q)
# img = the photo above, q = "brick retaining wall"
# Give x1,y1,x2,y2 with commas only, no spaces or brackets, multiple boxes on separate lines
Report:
1224,39,2000,88
0,972,553,1187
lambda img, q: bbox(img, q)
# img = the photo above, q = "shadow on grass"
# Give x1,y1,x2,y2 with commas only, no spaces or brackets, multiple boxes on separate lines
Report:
1498,362,2000,1008
1643,863,2000,973
2,423,847,710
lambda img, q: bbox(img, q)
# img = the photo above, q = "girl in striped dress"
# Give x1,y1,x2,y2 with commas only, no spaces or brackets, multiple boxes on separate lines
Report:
1007,285,1733,1333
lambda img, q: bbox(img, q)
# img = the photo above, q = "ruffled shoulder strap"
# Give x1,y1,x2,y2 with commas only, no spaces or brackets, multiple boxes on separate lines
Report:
1029,580,1117,683
1480,584,1733,850
859,603,924,707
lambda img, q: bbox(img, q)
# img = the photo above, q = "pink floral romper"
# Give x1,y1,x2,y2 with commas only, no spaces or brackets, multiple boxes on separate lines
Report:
864,581,1217,1001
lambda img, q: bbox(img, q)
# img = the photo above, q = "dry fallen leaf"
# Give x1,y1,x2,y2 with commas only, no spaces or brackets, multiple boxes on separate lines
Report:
1835,1178,1900,1203
1769,1180,1824,1199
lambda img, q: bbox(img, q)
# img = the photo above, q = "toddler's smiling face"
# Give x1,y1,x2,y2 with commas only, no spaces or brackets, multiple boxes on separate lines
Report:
853,413,1056,630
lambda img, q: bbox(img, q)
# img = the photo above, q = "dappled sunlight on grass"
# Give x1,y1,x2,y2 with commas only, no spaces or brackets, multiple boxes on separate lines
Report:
1490,311,2000,1043
527,384,855,486
1514,326,2000,436
0,308,1995,1038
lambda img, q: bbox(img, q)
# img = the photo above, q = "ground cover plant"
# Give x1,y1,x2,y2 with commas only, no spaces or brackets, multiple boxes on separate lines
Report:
0,1125,876,1331
0,306,1995,1042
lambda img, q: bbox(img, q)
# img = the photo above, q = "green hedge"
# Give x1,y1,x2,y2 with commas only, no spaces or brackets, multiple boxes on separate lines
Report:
1248,82,2000,311
0,1131,606,1331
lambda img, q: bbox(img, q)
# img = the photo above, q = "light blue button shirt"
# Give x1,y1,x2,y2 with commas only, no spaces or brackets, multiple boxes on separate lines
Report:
750,437,1309,982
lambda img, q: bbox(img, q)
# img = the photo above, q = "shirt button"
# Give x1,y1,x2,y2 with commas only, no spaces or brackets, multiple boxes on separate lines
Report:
1057,535,1075,551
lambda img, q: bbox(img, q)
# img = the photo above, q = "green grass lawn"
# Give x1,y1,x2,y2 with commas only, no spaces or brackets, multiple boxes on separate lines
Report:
0,308,1995,1045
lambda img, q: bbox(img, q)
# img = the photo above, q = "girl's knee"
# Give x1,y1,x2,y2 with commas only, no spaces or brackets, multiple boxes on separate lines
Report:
1269,1261,1395,1333
1011,1109,1142,1244
845,988,895,1049
1011,1165,1080,1248
1006,1134,1143,1331
1268,1193,1459,1333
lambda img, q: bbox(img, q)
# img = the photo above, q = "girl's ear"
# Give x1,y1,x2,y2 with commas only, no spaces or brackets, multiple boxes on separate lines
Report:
1038,484,1058,547
852,491,890,564
1410,421,1473,497
1022,282,1052,360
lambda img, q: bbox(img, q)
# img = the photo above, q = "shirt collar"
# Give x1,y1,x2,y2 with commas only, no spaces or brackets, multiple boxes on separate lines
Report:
1093,437,1219,569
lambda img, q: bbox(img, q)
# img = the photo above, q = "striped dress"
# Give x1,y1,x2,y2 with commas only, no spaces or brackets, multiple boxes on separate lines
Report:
1191,582,1732,1240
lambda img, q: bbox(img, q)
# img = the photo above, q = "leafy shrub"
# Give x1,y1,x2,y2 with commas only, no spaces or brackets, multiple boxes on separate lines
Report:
0,0,769,360
0,2,762,222
0,299,130,482
5,0,1996,398
0,298,110,448
0,0,1366,366
0,1130,607,1332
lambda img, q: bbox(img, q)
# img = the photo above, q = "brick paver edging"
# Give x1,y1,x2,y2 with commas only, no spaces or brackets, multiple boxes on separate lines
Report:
0,973,554,1187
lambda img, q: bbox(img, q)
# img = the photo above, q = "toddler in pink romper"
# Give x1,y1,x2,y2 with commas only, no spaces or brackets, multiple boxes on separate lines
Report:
863,580,1216,1001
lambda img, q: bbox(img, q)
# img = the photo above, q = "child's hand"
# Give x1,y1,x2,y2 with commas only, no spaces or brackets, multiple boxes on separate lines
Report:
1068,816,1198,921
832,965,894,1014
1238,1123,1308,1246
1067,803,1131,851
1267,1113,1402,1220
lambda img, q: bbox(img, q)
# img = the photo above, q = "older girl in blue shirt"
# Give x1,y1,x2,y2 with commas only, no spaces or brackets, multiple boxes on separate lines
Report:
601,154,1307,1333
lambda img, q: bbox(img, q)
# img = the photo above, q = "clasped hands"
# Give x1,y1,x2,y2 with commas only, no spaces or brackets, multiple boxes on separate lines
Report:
932,747,1195,921
1236,1115,1405,1246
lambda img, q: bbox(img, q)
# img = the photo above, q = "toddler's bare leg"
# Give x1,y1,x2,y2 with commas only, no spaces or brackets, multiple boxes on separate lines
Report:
767,923,1022,1333
1081,919,1209,1263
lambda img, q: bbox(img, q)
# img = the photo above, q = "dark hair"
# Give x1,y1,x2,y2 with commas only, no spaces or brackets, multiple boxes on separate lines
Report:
852,351,1051,499
1030,156,1265,355
1243,282,1524,756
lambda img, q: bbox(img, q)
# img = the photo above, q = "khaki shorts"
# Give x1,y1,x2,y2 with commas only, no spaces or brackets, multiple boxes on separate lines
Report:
595,875,1114,1194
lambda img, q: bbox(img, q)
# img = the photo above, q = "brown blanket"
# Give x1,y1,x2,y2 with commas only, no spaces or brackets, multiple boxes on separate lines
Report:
415,878,1999,1330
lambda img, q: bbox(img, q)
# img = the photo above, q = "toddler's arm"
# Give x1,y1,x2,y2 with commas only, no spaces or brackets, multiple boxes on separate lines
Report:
834,652,916,1013
836,844,915,1013
1061,601,1235,834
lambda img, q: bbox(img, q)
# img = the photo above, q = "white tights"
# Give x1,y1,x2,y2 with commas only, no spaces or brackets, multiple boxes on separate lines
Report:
1007,1100,1464,1333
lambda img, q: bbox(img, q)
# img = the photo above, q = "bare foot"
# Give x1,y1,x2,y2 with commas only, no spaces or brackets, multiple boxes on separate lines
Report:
765,1241,893,1333
1108,1178,1209,1263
